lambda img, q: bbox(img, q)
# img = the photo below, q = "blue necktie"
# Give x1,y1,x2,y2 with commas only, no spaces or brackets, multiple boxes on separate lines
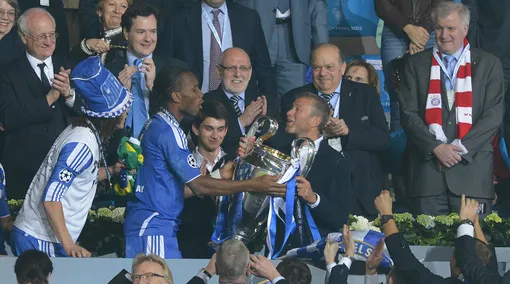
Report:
126,58,148,138
278,0,290,13
443,55,457,91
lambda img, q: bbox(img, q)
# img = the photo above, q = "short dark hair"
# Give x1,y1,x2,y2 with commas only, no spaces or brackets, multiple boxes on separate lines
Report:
194,100,229,128
121,3,158,32
15,250,53,284
294,92,330,130
387,267,408,284
150,65,194,115
276,259,311,284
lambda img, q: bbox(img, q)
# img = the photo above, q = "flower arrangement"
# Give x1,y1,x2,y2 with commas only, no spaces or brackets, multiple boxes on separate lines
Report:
348,213,510,247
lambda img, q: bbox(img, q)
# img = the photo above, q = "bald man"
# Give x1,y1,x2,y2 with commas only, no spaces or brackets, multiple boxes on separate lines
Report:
203,47,277,158
0,8,76,199
280,43,389,218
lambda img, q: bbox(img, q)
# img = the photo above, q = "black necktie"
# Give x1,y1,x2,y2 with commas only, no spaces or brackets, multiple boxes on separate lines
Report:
38,63,51,91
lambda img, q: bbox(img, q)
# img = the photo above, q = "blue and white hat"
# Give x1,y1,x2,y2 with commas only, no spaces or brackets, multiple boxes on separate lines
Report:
71,56,133,118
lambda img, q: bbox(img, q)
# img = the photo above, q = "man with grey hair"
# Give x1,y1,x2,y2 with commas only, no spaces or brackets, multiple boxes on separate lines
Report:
0,8,77,199
187,240,290,284
399,1,504,216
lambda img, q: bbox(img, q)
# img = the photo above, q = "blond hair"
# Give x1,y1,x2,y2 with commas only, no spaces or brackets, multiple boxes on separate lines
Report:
131,254,173,284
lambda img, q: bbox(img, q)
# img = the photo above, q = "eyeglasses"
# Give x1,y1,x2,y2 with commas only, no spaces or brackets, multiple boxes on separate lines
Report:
131,272,166,282
218,64,252,73
24,32,59,43
0,9,15,19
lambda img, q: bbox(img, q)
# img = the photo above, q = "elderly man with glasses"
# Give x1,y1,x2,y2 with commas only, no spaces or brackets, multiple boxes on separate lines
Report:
0,8,77,199
203,47,277,158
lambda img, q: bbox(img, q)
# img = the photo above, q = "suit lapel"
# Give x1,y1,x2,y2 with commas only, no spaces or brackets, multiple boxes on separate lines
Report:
227,3,241,48
20,56,46,98
186,4,203,72
338,80,353,119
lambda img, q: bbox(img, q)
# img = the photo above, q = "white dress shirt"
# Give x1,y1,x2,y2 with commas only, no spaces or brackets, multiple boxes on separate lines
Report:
201,2,233,93
223,89,247,135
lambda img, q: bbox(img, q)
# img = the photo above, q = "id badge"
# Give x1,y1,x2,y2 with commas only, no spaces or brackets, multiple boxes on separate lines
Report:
328,137,342,152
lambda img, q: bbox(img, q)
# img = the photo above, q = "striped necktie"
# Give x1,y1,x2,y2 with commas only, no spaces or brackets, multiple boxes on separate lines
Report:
321,93,334,111
229,95,242,117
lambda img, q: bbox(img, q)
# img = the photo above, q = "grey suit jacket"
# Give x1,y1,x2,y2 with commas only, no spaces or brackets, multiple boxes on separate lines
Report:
234,0,328,65
399,48,504,199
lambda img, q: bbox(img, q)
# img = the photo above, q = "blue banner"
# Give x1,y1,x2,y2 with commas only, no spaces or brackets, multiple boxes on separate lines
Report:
328,0,380,37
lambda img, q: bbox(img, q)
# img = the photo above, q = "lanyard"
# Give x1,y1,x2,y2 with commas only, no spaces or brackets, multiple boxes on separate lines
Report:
432,43,470,91
202,8,228,50
85,119,111,188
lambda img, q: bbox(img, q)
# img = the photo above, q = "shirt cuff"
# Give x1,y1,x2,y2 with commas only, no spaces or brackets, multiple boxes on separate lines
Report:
271,276,285,284
338,257,352,270
195,271,210,283
326,262,338,274
307,193,320,208
237,118,246,136
65,93,76,107
457,224,475,238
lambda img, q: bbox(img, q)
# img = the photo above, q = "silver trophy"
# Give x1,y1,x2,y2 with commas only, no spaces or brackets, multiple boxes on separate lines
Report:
230,116,316,244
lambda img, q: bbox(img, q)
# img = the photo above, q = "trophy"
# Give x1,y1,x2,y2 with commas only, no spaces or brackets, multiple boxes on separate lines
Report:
230,116,316,244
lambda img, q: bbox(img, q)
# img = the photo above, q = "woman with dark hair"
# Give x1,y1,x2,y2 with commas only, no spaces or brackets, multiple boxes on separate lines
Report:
0,0,24,67
10,56,133,258
345,60,381,96
15,249,53,284
69,0,132,66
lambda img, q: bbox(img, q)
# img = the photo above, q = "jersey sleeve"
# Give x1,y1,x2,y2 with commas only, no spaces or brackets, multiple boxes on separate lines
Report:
159,130,201,184
0,164,9,218
42,142,93,202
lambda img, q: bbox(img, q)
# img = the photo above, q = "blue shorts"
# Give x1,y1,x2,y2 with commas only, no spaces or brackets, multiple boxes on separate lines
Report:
10,226,67,257
125,235,181,259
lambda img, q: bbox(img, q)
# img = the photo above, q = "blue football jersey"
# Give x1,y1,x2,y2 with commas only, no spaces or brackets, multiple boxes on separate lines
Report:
124,112,201,237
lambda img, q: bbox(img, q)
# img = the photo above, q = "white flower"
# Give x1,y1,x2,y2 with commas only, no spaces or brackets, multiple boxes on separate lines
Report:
416,214,436,229
368,225,381,232
349,215,370,231
112,207,125,223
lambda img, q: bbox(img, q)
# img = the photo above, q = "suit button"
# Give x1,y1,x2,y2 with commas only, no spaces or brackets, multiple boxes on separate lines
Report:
44,128,48,131
52,105,55,109
448,121,452,125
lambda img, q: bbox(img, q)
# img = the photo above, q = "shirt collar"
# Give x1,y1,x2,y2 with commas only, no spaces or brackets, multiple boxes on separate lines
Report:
194,146,226,170
202,1,228,15
314,136,324,152
441,44,464,62
26,52,52,73
318,80,342,96
223,88,245,101
126,51,153,66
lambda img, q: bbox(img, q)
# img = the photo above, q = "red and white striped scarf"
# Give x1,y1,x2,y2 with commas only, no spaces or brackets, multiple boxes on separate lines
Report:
425,38,472,143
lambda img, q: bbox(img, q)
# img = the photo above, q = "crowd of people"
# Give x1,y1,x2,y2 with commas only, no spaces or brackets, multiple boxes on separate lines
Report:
0,0,509,283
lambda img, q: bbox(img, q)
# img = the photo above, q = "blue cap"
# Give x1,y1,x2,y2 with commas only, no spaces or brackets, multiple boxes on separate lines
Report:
70,56,133,118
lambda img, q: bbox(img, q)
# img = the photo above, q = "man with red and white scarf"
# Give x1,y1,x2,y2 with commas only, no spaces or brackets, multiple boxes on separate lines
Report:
399,1,504,217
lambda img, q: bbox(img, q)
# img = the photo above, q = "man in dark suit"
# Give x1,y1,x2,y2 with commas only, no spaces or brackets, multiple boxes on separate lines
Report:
204,47,272,158
0,8,76,199
398,1,504,216
19,0,69,57
240,92,352,251
280,43,389,218
375,191,497,284
107,4,184,139
156,0,276,98
187,240,290,284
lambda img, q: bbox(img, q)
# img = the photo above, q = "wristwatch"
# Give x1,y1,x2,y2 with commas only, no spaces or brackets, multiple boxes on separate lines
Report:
196,268,212,283
460,219,474,226
380,214,394,225
64,88,75,101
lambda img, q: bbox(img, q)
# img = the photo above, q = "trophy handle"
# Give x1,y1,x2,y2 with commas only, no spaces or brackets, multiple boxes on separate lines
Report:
291,137,316,177
246,116,279,145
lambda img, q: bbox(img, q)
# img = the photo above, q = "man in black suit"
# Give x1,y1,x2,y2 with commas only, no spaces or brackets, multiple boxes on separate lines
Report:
375,191,497,284
156,0,275,98
203,47,272,158
0,8,76,199
187,240,289,284
240,92,352,251
280,43,389,218
107,4,185,139
19,0,69,57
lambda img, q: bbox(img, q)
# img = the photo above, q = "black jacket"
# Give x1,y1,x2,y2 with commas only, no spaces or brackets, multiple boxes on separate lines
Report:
0,26,25,67
280,81,389,216
156,1,275,96
275,140,352,251
328,264,350,284
0,55,72,199
454,235,510,284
